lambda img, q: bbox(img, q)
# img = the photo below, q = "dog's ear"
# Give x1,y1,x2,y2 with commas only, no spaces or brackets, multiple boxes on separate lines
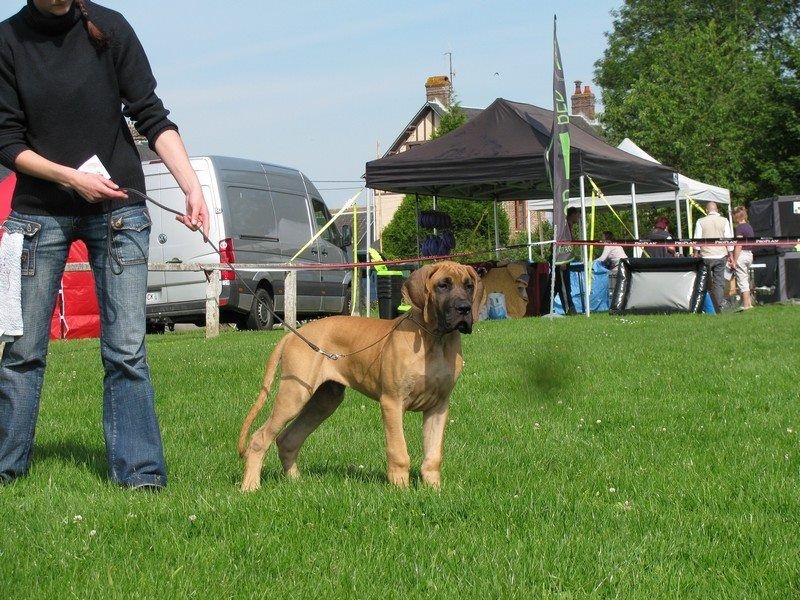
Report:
467,265,484,322
402,263,438,320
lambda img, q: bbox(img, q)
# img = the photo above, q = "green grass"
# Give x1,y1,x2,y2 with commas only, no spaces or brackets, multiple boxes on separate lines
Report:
1,306,798,598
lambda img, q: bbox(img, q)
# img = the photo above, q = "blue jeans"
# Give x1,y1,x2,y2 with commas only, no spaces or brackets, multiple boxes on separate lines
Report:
0,205,166,488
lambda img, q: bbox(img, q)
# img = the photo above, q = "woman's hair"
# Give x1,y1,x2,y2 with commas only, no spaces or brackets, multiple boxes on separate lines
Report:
74,0,108,47
654,215,670,228
733,205,748,222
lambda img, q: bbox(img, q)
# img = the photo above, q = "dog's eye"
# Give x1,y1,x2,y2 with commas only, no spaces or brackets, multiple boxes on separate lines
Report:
437,280,451,291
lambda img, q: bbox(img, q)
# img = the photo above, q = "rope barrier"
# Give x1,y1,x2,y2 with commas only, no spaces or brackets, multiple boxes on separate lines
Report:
204,235,800,273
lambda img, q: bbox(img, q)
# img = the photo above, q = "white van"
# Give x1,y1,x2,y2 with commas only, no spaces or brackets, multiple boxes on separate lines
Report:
143,156,352,331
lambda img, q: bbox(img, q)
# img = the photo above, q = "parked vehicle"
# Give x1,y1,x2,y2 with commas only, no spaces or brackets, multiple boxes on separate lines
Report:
143,156,352,331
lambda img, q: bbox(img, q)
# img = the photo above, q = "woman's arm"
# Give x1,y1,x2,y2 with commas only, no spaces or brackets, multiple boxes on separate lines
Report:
153,129,209,237
14,149,127,203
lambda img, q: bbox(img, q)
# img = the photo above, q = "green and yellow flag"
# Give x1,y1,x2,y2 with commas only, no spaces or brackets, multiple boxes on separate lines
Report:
545,15,572,263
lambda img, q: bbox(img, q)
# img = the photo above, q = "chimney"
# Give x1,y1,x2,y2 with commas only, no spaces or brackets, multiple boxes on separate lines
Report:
571,80,596,121
425,75,452,106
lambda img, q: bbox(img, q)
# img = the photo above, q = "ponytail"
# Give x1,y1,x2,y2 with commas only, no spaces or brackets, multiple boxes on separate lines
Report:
74,0,108,48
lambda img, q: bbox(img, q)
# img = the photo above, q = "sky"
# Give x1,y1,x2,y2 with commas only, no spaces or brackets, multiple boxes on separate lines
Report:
6,0,623,207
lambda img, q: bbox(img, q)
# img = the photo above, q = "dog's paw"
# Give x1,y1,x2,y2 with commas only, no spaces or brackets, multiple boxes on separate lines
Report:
240,474,262,492
283,465,301,480
422,475,441,489
387,470,410,488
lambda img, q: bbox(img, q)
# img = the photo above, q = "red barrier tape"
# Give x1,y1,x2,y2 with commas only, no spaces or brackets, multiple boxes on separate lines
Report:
220,236,799,272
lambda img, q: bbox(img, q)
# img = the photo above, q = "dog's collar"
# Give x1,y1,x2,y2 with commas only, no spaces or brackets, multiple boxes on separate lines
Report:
406,312,448,339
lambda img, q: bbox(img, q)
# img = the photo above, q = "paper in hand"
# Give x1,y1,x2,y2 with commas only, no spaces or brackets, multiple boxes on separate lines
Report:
77,155,111,179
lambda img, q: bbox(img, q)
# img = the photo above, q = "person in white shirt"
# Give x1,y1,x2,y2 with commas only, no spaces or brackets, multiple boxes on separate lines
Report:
693,202,734,313
596,231,627,274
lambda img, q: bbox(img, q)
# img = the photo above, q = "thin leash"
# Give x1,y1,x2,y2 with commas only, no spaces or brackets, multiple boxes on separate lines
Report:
121,188,421,360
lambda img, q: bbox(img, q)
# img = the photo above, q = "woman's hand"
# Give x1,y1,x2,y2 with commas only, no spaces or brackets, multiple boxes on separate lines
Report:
69,170,128,203
174,187,210,238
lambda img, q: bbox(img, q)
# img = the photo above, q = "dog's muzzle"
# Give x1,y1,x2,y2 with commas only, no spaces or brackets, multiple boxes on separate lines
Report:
449,299,474,334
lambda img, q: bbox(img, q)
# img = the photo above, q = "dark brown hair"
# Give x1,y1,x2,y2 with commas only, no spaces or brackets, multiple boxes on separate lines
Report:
654,215,670,228
74,0,108,47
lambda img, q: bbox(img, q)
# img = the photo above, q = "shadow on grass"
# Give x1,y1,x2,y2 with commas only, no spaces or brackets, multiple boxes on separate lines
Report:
34,440,107,480
524,351,576,400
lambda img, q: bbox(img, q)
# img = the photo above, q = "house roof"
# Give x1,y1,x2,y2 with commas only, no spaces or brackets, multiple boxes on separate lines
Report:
385,101,482,155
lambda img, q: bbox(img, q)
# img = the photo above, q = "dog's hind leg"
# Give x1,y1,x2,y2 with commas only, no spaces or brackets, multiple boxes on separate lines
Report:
276,381,345,479
241,379,314,492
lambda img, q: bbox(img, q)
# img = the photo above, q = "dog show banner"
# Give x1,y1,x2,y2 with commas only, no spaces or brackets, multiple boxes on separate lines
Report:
546,16,572,313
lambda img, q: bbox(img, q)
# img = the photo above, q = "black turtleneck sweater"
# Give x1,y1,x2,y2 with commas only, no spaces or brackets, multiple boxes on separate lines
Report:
0,1,177,215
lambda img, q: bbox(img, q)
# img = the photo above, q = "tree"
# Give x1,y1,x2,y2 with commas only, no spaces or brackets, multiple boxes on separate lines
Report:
430,101,467,140
595,1,800,201
381,100,510,260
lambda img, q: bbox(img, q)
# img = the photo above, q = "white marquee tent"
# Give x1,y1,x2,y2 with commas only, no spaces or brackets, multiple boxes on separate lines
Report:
527,138,732,240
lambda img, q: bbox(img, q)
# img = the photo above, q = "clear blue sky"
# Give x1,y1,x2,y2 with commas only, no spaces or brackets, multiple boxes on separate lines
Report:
6,0,622,207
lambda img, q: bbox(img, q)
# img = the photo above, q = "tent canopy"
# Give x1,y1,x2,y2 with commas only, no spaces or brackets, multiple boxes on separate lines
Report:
365,98,678,201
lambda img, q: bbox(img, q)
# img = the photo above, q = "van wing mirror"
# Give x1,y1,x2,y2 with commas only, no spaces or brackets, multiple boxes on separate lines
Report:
340,224,353,248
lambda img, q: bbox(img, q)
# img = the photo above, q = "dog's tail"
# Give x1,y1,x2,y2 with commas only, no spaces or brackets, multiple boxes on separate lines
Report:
238,336,288,457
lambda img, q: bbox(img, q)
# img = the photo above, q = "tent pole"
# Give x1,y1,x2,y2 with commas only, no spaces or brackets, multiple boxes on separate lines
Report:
674,192,683,256
493,199,500,260
580,176,590,316
631,183,640,258
526,201,533,262
685,197,692,246
365,188,372,317
415,194,421,260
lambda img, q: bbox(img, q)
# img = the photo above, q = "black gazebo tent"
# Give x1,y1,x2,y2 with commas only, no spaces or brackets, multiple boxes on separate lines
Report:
364,97,680,316
365,98,678,200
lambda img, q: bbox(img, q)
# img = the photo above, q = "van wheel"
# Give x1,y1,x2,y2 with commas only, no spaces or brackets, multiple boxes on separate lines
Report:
146,322,166,335
246,288,275,331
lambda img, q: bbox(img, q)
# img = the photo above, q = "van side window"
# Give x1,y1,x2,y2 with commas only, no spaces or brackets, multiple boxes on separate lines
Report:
227,187,277,239
271,191,313,245
312,197,342,246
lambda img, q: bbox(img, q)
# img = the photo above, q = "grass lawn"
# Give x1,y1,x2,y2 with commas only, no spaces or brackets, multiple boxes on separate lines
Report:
1,305,798,598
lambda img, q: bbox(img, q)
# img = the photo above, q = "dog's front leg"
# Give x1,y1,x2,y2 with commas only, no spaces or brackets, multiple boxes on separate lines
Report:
380,397,410,487
421,399,449,488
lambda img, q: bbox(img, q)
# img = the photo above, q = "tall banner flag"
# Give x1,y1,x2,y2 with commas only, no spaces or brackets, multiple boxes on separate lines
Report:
545,15,572,314
546,15,571,252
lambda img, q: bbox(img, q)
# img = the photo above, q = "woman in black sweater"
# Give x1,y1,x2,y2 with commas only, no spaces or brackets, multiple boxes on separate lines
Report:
0,0,209,489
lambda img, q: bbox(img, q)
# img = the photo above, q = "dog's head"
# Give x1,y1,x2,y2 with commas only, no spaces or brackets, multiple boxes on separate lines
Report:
402,261,483,334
